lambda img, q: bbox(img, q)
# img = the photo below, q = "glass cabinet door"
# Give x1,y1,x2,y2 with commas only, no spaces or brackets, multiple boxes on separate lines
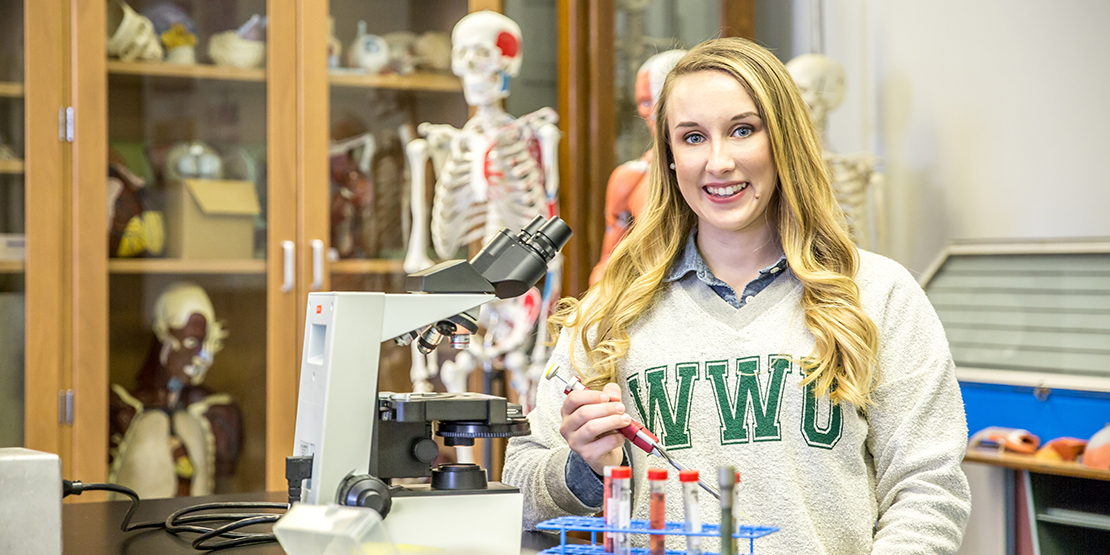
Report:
103,0,276,496
0,0,26,448
612,1,721,165
322,0,471,393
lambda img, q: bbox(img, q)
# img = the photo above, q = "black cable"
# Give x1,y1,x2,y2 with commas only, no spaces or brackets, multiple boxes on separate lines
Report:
63,480,288,551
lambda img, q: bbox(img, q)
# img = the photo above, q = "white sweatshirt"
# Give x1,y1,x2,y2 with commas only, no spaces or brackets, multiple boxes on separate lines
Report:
503,250,971,554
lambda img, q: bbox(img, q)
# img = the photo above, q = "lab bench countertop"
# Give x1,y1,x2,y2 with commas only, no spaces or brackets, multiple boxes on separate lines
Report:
63,491,563,554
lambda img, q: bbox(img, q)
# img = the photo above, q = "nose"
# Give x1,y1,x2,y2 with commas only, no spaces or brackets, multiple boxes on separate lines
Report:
705,140,736,175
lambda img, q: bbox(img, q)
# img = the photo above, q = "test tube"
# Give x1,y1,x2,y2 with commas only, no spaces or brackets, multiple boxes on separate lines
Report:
611,466,632,555
733,471,742,536
603,466,615,553
648,468,667,555
679,470,702,555
718,466,735,555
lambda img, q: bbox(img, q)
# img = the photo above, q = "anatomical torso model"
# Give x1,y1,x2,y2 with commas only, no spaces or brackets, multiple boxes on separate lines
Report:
108,282,241,498
403,11,560,415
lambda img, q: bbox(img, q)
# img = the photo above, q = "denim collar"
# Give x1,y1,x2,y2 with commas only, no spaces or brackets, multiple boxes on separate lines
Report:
664,229,788,309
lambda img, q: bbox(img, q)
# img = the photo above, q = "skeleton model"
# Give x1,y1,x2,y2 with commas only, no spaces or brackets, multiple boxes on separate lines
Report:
787,53,885,252
404,11,561,415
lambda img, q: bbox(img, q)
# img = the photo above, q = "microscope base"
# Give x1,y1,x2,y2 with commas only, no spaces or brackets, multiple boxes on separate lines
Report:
385,482,523,554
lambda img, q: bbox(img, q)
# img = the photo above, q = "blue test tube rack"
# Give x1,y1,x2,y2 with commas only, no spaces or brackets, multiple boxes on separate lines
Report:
536,515,779,555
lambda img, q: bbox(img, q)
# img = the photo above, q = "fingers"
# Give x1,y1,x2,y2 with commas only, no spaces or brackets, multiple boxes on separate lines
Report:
559,392,632,452
602,382,622,399
576,431,626,465
560,389,611,418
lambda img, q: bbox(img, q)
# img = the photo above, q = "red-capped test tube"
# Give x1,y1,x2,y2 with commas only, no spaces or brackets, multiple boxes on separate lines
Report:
648,468,667,555
734,471,742,535
610,466,632,555
679,470,702,555
603,466,615,553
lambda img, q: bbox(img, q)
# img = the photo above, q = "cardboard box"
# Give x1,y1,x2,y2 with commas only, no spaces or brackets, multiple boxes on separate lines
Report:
0,234,25,261
164,179,261,259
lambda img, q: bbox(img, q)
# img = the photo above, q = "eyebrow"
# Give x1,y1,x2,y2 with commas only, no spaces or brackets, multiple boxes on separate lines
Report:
672,111,761,129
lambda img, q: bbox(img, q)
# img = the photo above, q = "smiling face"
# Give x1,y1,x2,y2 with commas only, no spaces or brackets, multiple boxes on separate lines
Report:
666,70,778,242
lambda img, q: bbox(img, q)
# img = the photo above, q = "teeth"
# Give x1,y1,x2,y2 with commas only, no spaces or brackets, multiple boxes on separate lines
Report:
705,183,749,197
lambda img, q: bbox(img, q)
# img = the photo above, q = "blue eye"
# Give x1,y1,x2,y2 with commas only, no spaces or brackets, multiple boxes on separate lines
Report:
683,133,705,145
733,126,753,138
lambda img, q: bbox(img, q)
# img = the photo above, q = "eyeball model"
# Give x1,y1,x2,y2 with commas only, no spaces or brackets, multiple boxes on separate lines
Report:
165,141,223,181
349,21,390,74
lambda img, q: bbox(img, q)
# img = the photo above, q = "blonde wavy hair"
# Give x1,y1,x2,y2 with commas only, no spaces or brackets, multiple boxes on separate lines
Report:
552,37,880,407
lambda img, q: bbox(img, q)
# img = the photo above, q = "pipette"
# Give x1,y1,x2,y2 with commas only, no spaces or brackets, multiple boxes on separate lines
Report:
545,364,721,500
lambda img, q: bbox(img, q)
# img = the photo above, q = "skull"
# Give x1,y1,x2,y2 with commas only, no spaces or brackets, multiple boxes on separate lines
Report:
451,11,523,106
785,53,846,137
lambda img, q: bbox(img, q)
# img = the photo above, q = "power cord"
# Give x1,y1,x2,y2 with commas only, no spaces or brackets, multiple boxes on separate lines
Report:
63,479,288,551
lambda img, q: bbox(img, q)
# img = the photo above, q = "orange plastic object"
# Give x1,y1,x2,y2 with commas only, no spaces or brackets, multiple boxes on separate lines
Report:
1033,437,1087,462
969,426,1040,455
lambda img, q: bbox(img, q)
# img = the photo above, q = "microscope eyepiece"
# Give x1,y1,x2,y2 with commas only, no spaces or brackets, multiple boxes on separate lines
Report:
469,216,572,299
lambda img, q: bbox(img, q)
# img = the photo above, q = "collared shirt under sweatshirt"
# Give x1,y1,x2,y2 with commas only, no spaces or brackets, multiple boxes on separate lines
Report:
503,247,971,555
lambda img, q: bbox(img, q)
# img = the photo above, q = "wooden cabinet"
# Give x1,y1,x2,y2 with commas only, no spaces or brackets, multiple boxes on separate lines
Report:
0,0,29,450
14,0,493,495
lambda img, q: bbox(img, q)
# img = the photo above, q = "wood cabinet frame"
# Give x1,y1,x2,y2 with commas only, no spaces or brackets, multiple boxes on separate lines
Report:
557,0,754,297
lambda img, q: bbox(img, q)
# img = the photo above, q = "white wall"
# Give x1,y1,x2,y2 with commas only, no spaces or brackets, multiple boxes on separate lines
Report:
761,2,1110,552
790,0,1110,275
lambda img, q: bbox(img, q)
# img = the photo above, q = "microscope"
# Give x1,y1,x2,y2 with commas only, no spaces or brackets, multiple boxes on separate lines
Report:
290,215,570,554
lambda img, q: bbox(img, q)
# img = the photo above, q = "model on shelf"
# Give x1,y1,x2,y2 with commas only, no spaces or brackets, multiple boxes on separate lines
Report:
109,282,241,498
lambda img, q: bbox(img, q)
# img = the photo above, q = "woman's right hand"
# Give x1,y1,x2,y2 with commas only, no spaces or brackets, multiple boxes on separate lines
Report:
559,382,631,475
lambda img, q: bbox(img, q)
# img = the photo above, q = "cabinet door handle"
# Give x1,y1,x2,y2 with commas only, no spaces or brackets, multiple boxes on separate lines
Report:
281,240,295,293
311,239,324,291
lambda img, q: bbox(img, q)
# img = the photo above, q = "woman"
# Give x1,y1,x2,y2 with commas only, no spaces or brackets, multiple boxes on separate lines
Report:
502,38,970,554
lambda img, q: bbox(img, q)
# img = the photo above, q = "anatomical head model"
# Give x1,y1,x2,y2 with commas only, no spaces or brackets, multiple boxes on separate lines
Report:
151,282,226,388
635,49,687,129
785,53,846,141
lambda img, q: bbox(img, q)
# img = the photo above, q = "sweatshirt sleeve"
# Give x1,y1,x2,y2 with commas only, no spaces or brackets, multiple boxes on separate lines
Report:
502,327,604,530
865,263,971,555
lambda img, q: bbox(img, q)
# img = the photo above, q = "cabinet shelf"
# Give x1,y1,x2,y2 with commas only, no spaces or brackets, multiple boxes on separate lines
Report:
0,81,23,97
0,260,24,273
0,159,25,174
330,258,406,275
964,446,1110,481
329,71,461,93
1038,508,1110,531
107,60,266,83
109,258,266,274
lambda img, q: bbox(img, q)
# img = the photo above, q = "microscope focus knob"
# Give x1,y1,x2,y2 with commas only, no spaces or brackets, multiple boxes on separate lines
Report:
337,473,393,518
413,438,439,464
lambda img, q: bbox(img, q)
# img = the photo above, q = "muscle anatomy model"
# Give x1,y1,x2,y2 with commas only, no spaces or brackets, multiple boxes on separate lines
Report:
403,11,560,413
591,49,685,285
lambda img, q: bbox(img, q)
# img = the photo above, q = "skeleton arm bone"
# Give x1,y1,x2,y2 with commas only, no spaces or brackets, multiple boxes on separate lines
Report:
403,138,435,273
